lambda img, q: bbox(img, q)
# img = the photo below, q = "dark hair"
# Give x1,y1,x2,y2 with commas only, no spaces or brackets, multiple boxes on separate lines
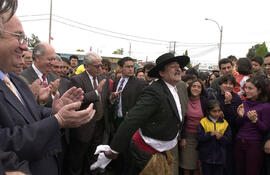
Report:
236,58,252,75
186,68,198,78
61,57,70,65
264,52,270,58
0,0,17,20
198,72,208,82
102,59,111,71
135,70,144,77
227,55,237,63
251,56,264,66
69,55,78,60
182,74,196,83
218,58,233,69
218,74,236,86
208,72,218,87
187,79,206,98
246,77,269,102
118,57,134,67
143,62,155,73
207,100,221,115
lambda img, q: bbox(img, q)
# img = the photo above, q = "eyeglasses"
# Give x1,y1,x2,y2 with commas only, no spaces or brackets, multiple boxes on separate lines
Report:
1,29,27,45
91,64,103,69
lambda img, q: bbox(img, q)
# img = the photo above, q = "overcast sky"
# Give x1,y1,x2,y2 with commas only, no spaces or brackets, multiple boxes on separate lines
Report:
16,0,270,65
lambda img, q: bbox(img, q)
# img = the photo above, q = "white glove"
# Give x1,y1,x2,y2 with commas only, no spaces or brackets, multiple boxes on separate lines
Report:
90,145,112,171
94,145,111,155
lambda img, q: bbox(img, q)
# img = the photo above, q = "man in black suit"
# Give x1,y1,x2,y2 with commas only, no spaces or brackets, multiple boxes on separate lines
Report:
21,42,59,107
0,12,95,175
92,53,190,175
111,57,147,131
64,52,111,175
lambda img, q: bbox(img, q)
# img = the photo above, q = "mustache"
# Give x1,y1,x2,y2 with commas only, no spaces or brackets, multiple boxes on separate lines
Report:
174,71,181,75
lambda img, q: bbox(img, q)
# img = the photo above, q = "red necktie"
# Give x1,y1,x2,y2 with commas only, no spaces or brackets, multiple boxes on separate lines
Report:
42,74,47,84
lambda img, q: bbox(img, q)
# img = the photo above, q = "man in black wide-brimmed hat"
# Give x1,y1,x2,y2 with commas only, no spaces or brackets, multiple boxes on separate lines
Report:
91,53,190,175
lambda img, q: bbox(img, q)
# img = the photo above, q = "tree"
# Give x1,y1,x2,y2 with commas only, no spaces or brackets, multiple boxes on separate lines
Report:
112,48,124,55
76,49,85,52
183,50,192,68
246,42,268,59
255,42,268,58
27,34,40,50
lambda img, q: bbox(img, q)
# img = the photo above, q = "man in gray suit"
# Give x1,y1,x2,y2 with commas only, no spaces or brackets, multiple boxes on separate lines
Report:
21,42,59,107
64,52,111,175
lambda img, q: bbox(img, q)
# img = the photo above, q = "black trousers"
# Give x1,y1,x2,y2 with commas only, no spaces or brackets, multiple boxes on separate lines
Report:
201,163,223,175
63,120,104,175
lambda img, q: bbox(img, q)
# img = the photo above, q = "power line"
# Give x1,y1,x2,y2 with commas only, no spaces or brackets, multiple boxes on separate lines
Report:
53,14,171,44
18,14,270,46
52,19,169,46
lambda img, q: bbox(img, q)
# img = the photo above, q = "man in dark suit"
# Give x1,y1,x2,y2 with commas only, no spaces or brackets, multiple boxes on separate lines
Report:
21,42,59,107
64,52,111,175
91,53,190,175
111,57,147,131
0,12,95,175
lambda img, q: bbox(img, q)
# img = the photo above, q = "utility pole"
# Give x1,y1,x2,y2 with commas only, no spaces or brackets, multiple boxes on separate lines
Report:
218,26,223,61
48,0,52,44
168,41,176,54
173,41,176,55
205,18,223,61
128,42,131,56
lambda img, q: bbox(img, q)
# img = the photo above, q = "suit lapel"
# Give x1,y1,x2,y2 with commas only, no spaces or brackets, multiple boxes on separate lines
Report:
12,76,41,121
28,66,40,83
0,80,35,123
160,80,181,122
81,71,94,92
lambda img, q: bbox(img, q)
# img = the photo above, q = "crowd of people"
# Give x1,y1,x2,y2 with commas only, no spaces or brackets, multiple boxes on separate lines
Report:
1,1,270,175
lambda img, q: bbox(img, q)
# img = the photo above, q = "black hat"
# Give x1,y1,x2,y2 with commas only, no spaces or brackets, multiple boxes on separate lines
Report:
148,53,190,78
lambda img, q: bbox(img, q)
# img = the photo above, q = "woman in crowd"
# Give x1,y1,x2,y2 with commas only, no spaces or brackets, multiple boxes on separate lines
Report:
235,77,270,175
180,79,207,175
208,72,219,87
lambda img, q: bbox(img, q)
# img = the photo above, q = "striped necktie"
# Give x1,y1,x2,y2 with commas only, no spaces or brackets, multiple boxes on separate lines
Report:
4,76,22,103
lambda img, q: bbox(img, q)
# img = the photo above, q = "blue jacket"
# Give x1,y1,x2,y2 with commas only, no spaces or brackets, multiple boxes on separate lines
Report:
197,116,232,165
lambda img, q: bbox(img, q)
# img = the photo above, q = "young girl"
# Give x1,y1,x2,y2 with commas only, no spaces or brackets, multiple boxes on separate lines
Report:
197,100,232,175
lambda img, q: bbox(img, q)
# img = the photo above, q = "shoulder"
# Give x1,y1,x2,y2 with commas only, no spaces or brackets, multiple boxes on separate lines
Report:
10,73,27,84
176,80,187,90
47,72,58,80
199,117,210,128
21,66,34,76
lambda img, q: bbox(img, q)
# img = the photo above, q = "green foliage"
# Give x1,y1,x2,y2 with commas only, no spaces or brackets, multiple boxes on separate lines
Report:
27,34,40,49
76,49,85,52
183,50,192,68
255,42,268,58
247,42,268,59
112,48,124,55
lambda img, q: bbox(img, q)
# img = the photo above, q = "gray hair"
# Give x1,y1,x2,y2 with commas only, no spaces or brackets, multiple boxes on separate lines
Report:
32,43,46,61
84,52,102,65
55,54,62,62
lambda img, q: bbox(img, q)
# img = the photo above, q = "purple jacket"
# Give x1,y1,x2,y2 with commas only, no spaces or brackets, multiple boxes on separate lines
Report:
236,100,270,141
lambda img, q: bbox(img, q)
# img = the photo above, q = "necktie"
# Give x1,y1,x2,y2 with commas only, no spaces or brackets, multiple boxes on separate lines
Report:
42,74,47,84
93,77,97,89
116,78,125,117
93,77,103,120
117,78,125,92
4,76,22,103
